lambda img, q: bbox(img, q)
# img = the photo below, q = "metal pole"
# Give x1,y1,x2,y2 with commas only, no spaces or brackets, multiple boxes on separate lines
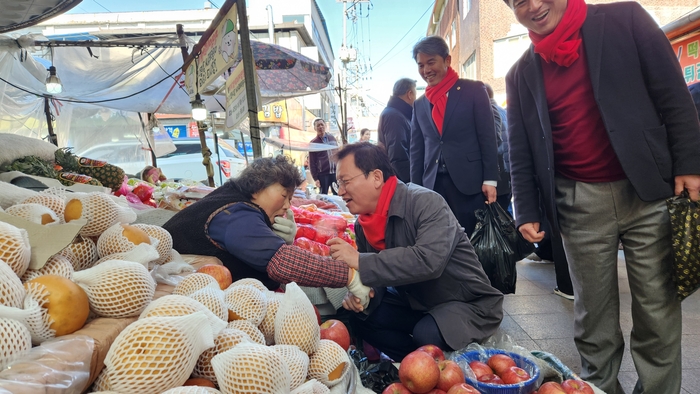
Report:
237,0,264,159
43,97,58,146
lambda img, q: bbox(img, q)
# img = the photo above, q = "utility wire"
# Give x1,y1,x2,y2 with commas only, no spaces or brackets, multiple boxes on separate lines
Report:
92,0,111,12
373,1,434,69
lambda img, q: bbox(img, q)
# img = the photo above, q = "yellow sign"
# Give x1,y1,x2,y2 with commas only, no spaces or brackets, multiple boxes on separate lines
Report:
185,5,239,98
225,62,248,131
259,100,288,124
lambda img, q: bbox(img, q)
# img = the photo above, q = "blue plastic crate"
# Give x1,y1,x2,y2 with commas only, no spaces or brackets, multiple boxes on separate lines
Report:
453,348,540,394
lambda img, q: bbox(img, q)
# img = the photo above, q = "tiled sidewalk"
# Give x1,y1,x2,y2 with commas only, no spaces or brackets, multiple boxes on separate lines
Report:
497,252,700,393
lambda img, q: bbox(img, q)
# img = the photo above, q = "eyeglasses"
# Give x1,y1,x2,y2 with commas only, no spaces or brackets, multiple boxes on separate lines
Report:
336,173,365,189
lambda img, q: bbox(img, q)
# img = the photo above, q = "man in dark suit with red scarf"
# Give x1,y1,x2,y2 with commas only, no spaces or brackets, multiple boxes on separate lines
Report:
504,0,700,392
409,36,499,236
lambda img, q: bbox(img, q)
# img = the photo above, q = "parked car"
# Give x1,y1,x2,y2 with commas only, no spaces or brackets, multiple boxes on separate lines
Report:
77,138,247,186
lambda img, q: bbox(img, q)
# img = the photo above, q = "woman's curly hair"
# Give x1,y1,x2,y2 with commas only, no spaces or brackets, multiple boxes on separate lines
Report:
234,155,302,198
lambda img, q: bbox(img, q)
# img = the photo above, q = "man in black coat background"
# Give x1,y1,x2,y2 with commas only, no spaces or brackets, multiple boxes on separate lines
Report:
377,78,416,183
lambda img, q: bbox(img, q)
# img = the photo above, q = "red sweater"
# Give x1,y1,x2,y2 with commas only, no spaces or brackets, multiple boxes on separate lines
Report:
541,45,626,183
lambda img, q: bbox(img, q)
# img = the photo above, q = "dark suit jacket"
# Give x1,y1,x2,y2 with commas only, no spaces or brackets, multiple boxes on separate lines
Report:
378,96,413,183
506,2,700,231
410,79,499,196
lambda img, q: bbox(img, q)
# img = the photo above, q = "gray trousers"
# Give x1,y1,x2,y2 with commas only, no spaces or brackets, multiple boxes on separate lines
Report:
554,177,681,394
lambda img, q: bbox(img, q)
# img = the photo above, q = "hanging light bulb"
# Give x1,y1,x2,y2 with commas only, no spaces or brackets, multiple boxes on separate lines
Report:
191,94,207,121
45,66,62,94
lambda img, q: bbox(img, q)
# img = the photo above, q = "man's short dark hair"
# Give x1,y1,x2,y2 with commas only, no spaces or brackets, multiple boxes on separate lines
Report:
393,78,417,97
235,155,302,198
334,142,395,181
412,36,449,61
484,83,494,99
312,118,324,127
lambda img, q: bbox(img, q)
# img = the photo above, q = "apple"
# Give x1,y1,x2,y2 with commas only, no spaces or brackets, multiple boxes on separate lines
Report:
436,360,465,391
561,379,595,394
399,350,440,393
538,382,567,394
468,360,493,379
500,365,531,384
487,353,516,375
195,264,232,290
382,383,412,394
417,344,446,362
446,383,480,394
320,319,351,351
477,373,504,384
313,305,321,325
425,389,447,394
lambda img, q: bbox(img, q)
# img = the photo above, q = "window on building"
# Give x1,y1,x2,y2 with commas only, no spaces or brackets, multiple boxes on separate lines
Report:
451,20,457,48
493,34,532,78
282,15,305,24
463,0,470,19
462,51,476,80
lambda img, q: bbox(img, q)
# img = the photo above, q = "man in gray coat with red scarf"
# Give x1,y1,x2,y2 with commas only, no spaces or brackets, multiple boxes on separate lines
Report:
504,0,700,392
327,142,503,362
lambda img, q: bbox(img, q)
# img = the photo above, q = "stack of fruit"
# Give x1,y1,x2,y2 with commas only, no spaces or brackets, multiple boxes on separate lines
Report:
383,346,477,394
291,205,356,256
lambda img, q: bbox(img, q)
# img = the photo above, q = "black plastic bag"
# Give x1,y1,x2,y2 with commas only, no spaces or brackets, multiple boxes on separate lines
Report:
469,203,534,294
666,192,700,301
348,347,399,393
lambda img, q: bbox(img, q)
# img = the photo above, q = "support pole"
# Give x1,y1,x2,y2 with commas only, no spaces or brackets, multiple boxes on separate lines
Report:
237,0,263,159
43,97,58,146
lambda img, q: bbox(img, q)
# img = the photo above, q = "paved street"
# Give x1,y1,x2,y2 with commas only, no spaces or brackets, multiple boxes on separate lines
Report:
497,251,700,393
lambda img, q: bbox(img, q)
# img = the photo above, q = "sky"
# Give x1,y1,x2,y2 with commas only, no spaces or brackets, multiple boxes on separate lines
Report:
67,0,435,109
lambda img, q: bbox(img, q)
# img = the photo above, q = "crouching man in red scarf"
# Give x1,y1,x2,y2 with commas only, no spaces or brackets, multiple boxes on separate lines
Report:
327,142,503,362
504,0,700,392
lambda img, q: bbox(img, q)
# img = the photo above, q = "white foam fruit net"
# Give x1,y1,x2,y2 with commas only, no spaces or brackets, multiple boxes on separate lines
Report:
93,243,159,268
189,287,228,322
132,223,173,265
5,203,60,225
0,221,31,277
20,254,74,283
0,260,24,308
272,344,310,390
308,339,350,387
161,387,222,394
64,193,136,237
230,277,268,293
19,193,66,222
96,223,154,258
0,317,32,370
211,342,291,394
93,312,214,393
291,379,331,394
139,294,226,336
259,292,283,345
59,234,98,272
274,282,320,355
224,284,267,325
225,320,266,345
73,260,156,318
173,273,221,296
193,327,253,385
0,285,54,344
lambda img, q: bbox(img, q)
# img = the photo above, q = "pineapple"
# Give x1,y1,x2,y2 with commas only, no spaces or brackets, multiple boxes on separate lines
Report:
55,148,125,192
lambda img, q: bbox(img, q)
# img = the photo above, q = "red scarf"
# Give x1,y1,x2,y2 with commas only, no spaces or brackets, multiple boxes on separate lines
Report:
529,0,587,67
424,67,459,135
357,176,398,251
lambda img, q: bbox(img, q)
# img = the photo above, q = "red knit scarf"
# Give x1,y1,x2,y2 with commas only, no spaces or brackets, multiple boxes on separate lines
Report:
357,176,398,251
424,67,459,135
529,0,587,67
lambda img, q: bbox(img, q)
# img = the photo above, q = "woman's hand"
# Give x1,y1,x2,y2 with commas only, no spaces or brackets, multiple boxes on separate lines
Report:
342,286,375,313
327,237,359,270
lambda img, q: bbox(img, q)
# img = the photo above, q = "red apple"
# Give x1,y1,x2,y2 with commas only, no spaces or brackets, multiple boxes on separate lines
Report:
500,365,531,384
319,319,351,351
538,382,567,394
195,264,232,290
313,305,321,325
436,360,466,391
425,390,447,394
446,383,480,394
477,373,504,384
382,382,412,394
561,379,595,394
399,350,440,393
487,354,516,375
468,360,493,379
417,344,446,362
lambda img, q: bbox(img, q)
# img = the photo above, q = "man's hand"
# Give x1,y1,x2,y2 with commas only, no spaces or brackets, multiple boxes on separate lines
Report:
327,237,359,270
675,175,700,201
315,180,321,188
519,222,545,243
342,277,375,313
345,269,372,311
272,209,297,245
482,184,497,204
